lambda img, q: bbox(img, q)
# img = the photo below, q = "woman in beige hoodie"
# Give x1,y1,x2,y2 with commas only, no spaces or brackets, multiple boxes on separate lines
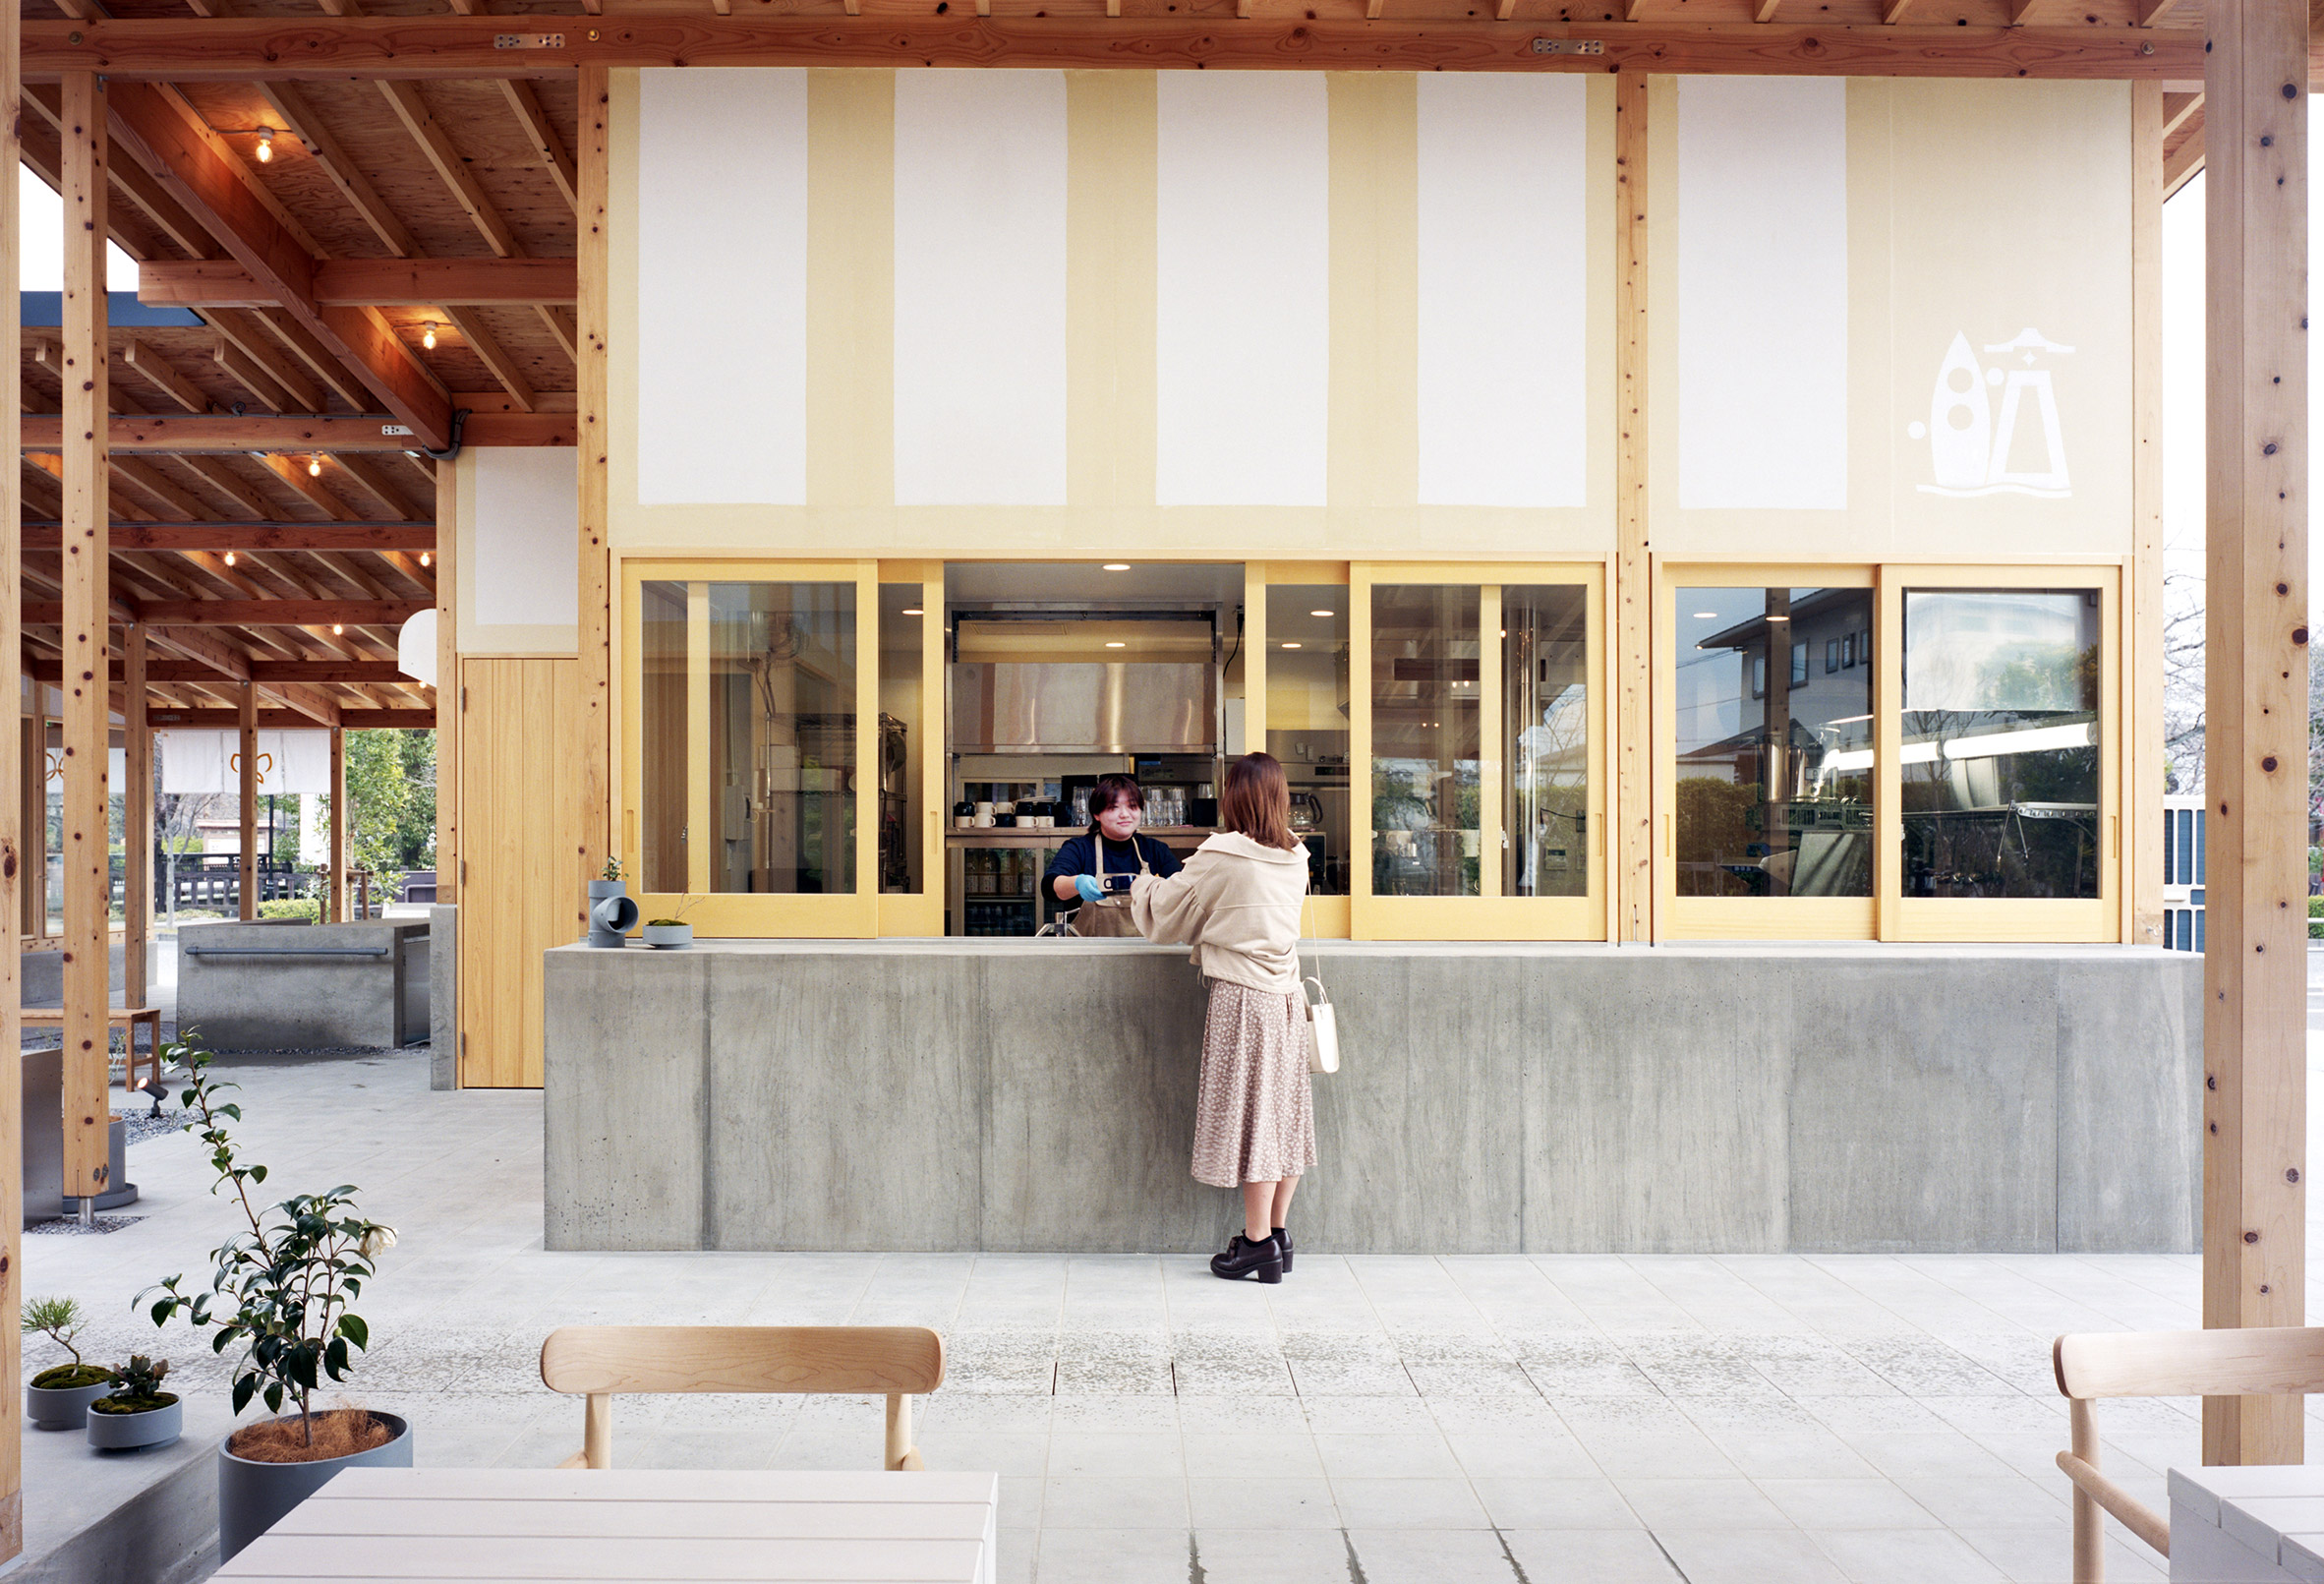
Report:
1131,751,1315,1283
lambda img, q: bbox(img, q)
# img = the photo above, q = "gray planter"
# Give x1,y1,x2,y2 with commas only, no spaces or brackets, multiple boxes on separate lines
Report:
218,1411,411,1564
643,922,693,949
26,1376,115,1430
87,1395,181,1451
586,880,636,948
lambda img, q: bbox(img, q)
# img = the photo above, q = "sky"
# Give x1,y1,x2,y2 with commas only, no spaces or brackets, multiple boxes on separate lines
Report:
17,164,141,291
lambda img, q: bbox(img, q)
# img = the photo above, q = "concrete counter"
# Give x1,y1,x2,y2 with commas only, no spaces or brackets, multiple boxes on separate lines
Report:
543,938,2202,1256
178,920,430,1051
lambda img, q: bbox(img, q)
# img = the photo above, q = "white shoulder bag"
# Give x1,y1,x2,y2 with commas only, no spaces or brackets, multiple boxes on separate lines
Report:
1300,882,1338,1076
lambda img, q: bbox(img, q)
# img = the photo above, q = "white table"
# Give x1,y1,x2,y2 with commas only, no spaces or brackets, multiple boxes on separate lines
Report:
2168,1464,2324,1582
212,1467,1000,1583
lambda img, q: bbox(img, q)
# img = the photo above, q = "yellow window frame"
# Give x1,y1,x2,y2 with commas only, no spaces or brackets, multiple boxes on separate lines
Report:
1878,563,2121,944
1656,562,1880,942
876,561,947,938
619,557,881,939
1351,560,1608,943
1248,562,1353,940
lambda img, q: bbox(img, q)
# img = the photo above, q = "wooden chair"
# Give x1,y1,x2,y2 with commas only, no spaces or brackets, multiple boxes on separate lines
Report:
539,1324,945,1473
2053,1324,2324,1582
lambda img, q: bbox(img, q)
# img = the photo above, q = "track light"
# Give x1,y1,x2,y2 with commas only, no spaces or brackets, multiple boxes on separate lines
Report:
308,454,322,477
256,131,273,164
422,322,437,351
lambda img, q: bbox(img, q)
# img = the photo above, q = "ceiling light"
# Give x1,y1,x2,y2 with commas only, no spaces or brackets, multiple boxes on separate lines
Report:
1281,642,1302,649
1693,611,1717,619
256,131,274,164
419,551,433,567
1104,641,1127,649
1310,609,1334,617
1102,562,1131,571
331,623,344,635
422,322,438,351
1766,615,1790,622
222,550,237,566
307,454,322,477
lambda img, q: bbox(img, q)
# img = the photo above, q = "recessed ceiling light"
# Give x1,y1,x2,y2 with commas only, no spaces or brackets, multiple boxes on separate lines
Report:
1693,611,1717,619
1309,609,1334,617
1281,642,1302,649
1102,562,1131,572
1104,641,1126,648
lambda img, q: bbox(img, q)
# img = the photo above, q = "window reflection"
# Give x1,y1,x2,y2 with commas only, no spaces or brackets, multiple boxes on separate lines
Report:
1265,587,1351,896
638,580,689,894
1370,585,1480,897
1674,588,1873,898
1503,585,1589,899
710,582,856,895
1901,589,2100,900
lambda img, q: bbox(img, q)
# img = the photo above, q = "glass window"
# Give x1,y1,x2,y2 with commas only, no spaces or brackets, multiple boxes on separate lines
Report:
1266,586,1351,896
1901,588,2100,900
1370,585,1480,897
1674,588,1874,899
638,580,689,893
709,581,856,895
1503,585,1590,899
878,586,925,896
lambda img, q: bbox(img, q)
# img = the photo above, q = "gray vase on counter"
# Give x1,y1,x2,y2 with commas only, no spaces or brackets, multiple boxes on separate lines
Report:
586,880,638,948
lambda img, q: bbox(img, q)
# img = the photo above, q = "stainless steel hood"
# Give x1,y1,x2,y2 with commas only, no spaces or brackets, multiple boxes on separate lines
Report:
950,662,1217,754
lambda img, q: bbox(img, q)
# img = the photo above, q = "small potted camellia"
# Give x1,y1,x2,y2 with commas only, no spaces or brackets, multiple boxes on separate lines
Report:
141,1035,410,1564
23,1297,117,1430
87,1354,181,1451
643,893,702,949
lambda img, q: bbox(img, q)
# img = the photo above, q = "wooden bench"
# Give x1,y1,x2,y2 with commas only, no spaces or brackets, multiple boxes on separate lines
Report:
18,1008,164,1098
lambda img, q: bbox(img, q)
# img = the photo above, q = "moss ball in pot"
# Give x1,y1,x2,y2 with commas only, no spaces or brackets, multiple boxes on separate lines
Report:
643,918,693,948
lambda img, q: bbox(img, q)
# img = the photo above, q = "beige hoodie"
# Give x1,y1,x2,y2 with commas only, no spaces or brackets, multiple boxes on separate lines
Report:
1129,831,1310,994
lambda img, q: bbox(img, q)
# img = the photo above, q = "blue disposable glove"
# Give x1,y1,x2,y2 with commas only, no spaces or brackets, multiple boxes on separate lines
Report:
1075,874,1107,904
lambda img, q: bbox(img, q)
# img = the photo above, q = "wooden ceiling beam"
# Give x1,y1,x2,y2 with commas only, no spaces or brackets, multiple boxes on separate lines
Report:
328,453,419,520
109,454,214,520
26,598,427,626
23,523,434,551
379,81,520,257
211,334,296,412
256,451,362,520
104,82,455,449
25,658,423,684
121,336,213,414
20,17,2216,81
254,80,418,260
256,310,374,411
440,307,537,412
139,257,579,309
498,79,579,212
145,707,435,731
208,308,326,413
19,412,569,448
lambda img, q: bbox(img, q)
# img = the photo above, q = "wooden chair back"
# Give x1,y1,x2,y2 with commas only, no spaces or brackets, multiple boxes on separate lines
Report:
2052,1325,2324,1583
539,1325,945,1472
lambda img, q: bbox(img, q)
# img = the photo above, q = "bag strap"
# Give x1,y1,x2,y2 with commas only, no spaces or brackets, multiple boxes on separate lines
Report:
1299,858,1323,1005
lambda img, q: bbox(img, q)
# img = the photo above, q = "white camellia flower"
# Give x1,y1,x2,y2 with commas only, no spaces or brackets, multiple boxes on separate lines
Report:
359,1226,398,1261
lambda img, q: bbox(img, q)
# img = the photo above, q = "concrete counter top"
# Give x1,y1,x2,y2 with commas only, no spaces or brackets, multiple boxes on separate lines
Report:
545,936,2201,1258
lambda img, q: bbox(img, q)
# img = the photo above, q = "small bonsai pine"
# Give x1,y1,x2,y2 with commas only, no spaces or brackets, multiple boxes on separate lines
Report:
91,1354,175,1415
23,1296,115,1391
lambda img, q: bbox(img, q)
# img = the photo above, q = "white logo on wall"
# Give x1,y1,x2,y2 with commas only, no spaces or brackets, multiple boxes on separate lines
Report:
1907,328,2073,499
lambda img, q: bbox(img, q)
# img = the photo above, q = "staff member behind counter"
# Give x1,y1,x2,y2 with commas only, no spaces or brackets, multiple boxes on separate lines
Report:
1046,774,1184,937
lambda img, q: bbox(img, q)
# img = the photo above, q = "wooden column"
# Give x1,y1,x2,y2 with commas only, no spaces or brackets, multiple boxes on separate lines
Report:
329,726,347,921
2129,82,2166,947
15,718,36,940
0,0,27,1544
237,683,256,920
2202,0,2308,1466
1613,70,1653,942
59,70,110,1207
434,464,456,909
574,64,612,923
122,625,149,1009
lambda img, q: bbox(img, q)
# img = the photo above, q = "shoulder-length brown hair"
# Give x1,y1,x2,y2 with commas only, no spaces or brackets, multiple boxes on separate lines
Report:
1220,752,1299,851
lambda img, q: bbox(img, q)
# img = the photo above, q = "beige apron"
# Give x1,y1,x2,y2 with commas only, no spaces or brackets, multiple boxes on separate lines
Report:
1073,836,1152,937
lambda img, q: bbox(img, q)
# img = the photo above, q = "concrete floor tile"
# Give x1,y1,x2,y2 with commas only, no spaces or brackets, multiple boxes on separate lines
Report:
914,1429,1048,1477
1442,1429,1598,1480
1561,1427,1738,1481
1404,1362,1541,1401
1614,1477,1794,1530
1187,1475,1340,1529
1049,1394,1182,1433
1314,1432,1464,1479
1188,1527,1352,1584
1469,1475,1638,1529
1953,1525,2169,1583
1891,1474,2067,1530
1288,1357,1420,1396
1500,1530,1683,1583
1326,1477,1490,1529
920,1394,1053,1435
1176,1395,1311,1436
1180,1430,1324,1478
1344,1527,1527,1583
1696,1428,1880,1480
1809,1527,2009,1584
1838,1432,2015,1481
1301,1396,1439,1434
1035,1526,1192,1584
1653,1527,1852,1584
1040,1475,1190,1528
1048,1430,1186,1477
996,1527,1037,1584
1756,1477,1943,1529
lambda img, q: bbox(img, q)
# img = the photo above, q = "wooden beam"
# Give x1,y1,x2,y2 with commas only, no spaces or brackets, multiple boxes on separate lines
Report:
107,453,209,519
1614,69,1649,944
123,623,148,1007
329,724,347,921
1882,0,1914,22
137,257,578,308
0,0,24,1535
145,620,250,681
2203,0,2309,1469
256,450,361,520
497,79,578,212
2164,89,2202,140
237,681,255,919
442,307,536,412
433,460,453,911
577,63,611,939
148,706,434,730
253,310,374,412
27,598,425,626
379,82,520,257
328,453,418,520
29,658,426,684
1753,0,1780,19
174,456,272,519
120,336,209,413
210,335,295,413
22,523,435,551
19,412,572,448
2138,0,2179,23
60,70,109,1208
209,308,326,413
21,16,2211,83
104,82,454,449
255,81,418,259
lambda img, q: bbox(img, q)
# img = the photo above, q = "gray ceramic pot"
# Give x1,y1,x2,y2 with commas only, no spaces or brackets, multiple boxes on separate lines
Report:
87,1395,181,1451
642,922,693,949
218,1411,411,1564
26,1375,115,1430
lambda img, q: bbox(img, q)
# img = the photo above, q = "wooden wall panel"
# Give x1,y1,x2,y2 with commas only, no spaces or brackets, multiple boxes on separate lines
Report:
458,656,580,1088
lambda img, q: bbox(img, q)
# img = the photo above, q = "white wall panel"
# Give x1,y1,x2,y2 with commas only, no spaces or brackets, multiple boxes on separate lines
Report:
1677,77,1849,510
474,447,580,627
1155,74,1329,507
638,69,807,504
1417,75,1588,508
894,72,1069,506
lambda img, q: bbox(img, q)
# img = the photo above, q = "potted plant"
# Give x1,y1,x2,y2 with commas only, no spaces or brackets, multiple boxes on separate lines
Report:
87,1354,181,1451
590,854,626,905
23,1296,118,1429
643,893,702,949
141,1036,411,1564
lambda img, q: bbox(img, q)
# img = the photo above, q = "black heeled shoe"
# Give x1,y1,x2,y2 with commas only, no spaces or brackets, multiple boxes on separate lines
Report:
1274,1226,1293,1274
1210,1232,1283,1283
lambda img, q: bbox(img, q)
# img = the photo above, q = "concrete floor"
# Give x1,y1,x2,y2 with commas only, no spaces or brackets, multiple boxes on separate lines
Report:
11,946,2302,1584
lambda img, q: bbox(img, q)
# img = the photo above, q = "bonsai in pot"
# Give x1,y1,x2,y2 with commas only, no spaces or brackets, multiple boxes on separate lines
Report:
643,893,702,949
87,1354,181,1451
141,1036,411,1564
23,1296,117,1429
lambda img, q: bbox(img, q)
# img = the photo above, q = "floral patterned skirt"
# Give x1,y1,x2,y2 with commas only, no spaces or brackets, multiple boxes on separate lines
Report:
1191,980,1317,1188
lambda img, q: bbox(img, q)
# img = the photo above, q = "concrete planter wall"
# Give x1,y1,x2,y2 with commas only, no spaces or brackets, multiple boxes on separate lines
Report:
218,1411,411,1563
87,1397,181,1451
177,921,430,1050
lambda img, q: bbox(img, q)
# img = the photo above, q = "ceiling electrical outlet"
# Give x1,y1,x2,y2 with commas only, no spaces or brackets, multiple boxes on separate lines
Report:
1531,36,1603,51
380,425,414,437
494,32,566,47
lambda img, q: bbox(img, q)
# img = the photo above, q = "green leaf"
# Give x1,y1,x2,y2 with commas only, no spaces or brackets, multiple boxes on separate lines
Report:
248,1165,266,1184
337,1314,369,1350
232,1374,257,1414
148,1299,173,1327
261,1381,283,1415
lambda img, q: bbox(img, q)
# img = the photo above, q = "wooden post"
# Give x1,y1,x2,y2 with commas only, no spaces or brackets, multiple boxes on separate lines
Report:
0,0,26,1542
2129,82,2166,947
330,726,348,922
60,70,111,1209
238,683,257,921
122,625,148,1010
575,65,612,927
434,463,456,909
16,717,36,940
2202,0,2308,1466
1613,70,1653,942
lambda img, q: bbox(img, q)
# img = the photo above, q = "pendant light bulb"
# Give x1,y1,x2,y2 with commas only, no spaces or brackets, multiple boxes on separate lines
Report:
256,131,273,164
308,454,322,477
331,623,344,636
422,322,437,351
223,550,236,566
419,551,433,568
